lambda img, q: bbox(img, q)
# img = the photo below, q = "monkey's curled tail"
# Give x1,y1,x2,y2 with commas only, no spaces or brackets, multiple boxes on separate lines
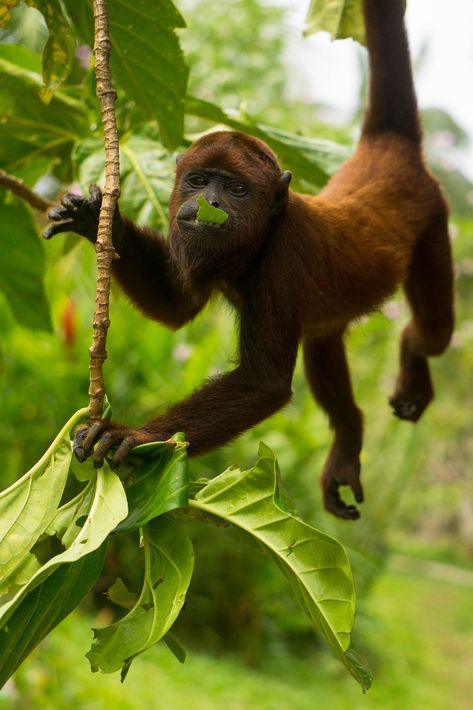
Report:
361,0,421,143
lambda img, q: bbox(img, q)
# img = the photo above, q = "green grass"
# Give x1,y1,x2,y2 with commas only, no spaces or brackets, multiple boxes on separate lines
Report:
4,562,473,710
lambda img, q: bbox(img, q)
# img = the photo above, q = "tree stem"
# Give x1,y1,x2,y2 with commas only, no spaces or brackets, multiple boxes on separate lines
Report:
88,0,120,421
0,169,54,212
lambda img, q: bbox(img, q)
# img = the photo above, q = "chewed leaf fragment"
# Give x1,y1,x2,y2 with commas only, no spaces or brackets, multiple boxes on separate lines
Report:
196,195,228,225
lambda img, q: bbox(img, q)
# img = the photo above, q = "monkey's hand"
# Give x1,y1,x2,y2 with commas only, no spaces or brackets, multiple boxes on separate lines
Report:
73,420,158,468
42,185,123,243
321,448,364,521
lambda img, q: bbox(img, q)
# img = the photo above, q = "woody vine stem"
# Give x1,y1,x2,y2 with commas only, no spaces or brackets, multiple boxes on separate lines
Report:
89,0,120,421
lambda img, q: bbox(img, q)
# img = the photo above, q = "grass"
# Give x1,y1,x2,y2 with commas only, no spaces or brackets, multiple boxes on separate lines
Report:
3,560,473,710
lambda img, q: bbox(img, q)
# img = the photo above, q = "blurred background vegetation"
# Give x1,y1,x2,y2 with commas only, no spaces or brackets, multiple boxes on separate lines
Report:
1,0,472,707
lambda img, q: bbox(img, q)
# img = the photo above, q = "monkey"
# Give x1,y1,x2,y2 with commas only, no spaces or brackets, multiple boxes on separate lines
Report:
44,0,454,520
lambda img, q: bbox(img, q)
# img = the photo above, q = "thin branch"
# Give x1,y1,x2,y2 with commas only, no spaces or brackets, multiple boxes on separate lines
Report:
0,169,54,212
88,0,121,421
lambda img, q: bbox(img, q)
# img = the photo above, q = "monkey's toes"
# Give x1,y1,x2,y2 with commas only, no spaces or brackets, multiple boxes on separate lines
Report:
389,396,426,422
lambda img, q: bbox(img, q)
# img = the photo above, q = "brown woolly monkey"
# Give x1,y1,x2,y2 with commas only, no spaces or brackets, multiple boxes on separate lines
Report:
44,0,454,519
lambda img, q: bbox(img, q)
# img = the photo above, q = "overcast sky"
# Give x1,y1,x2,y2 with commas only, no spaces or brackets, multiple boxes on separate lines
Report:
282,0,473,176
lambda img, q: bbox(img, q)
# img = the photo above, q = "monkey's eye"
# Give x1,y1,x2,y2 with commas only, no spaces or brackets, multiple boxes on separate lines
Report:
187,174,209,188
227,183,248,197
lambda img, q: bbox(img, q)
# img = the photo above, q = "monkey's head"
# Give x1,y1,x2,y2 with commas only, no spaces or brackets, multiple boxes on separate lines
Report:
169,132,292,261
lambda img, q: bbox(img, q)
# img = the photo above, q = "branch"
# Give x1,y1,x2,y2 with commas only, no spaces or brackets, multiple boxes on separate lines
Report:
88,0,121,421
0,169,54,212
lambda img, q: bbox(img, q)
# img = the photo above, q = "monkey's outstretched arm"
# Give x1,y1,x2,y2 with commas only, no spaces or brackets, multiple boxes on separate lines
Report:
73,299,300,466
43,186,208,328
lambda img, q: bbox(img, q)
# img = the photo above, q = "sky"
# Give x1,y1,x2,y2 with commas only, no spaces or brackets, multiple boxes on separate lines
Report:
282,0,473,176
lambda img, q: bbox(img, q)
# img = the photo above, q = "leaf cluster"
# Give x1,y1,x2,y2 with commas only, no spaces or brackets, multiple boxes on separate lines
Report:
0,411,371,688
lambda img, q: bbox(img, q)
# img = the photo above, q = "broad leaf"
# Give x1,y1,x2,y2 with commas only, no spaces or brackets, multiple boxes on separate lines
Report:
191,443,371,690
27,0,76,101
304,0,365,44
87,515,194,676
115,435,188,533
0,200,52,331
62,0,189,149
186,96,350,187
0,460,128,626
0,545,106,689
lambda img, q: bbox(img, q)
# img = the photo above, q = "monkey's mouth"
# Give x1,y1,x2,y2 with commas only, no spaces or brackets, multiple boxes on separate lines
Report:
177,217,229,237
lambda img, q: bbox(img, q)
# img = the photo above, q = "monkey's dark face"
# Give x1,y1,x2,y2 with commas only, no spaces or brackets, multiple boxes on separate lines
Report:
175,168,251,243
168,132,292,281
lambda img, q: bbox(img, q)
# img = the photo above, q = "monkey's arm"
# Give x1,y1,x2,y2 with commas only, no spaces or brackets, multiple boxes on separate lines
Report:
43,187,209,328
75,297,300,466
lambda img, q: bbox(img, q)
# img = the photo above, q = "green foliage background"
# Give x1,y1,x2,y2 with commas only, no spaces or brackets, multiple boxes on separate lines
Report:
0,0,473,706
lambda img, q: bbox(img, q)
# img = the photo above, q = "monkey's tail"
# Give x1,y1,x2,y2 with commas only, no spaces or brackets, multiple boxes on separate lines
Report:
361,0,421,143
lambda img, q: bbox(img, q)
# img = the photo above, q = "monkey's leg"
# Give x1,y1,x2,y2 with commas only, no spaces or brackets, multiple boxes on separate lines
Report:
390,212,454,422
303,333,364,520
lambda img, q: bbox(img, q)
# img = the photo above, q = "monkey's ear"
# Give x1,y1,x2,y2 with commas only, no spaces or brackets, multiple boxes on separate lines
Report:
175,153,183,164
280,171,292,185
271,171,292,215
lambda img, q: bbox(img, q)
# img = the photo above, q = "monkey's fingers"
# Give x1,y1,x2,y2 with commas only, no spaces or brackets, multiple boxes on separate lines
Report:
390,398,422,422
108,436,138,468
92,429,127,468
43,220,75,239
73,425,89,462
88,185,102,203
74,420,112,462
323,480,360,521
349,476,364,504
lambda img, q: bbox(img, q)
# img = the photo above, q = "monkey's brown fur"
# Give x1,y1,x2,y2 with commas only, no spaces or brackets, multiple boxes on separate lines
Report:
45,0,454,519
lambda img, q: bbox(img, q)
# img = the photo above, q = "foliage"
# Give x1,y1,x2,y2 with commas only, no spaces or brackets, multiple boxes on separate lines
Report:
304,0,365,44
0,197,51,330
9,566,473,709
0,408,370,686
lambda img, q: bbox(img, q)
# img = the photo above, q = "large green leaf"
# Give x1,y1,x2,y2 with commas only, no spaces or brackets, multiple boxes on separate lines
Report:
0,408,87,593
191,443,372,690
0,199,52,331
62,0,189,149
0,460,128,627
304,0,365,44
74,134,175,230
0,544,106,689
186,96,350,187
87,515,194,677
115,435,188,534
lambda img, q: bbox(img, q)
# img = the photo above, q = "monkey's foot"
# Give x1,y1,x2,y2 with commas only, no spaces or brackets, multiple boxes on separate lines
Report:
389,356,434,422
321,457,364,521
389,379,433,422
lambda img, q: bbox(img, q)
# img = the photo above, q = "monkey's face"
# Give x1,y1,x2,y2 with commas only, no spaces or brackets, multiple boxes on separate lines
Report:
174,168,251,244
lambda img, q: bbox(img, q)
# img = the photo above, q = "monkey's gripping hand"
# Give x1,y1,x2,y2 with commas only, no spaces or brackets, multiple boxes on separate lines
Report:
73,420,159,468
42,185,123,244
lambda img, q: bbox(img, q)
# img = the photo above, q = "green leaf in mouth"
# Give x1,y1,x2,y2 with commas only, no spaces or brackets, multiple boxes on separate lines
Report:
196,195,229,225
